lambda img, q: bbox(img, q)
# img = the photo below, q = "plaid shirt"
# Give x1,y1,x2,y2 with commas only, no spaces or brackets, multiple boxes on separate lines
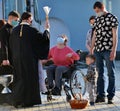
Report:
85,63,98,85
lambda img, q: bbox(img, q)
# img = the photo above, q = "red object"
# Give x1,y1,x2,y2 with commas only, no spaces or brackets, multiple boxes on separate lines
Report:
69,99,88,109
48,46,80,66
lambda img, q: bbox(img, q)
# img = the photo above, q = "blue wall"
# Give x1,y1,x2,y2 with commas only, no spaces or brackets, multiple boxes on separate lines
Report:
38,0,120,51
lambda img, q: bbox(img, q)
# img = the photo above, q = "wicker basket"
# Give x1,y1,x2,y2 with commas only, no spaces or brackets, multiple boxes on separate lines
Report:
69,99,88,109
69,94,88,109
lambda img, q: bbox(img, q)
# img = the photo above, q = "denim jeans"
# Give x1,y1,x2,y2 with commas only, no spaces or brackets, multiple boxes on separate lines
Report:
46,65,69,89
94,50,115,99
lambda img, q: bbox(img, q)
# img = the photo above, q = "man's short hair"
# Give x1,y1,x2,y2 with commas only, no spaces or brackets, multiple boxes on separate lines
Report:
93,1,104,9
89,16,96,22
86,54,96,61
21,12,32,20
8,11,20,18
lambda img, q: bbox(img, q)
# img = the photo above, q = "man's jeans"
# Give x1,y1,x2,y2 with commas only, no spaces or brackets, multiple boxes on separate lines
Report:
94,50,115,99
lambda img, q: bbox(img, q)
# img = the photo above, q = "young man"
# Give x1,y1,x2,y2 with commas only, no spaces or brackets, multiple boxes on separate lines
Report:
86,16,96,53
0,11,20,105
90,1,118,104
0,11,20,65
9,12,50,108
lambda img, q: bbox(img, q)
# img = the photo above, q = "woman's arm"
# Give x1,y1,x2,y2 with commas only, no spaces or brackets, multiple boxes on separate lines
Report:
66,47,80,60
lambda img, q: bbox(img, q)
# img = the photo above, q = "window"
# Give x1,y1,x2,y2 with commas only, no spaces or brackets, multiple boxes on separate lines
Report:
3,0,26,19
108,1,112,13
33,0,41,24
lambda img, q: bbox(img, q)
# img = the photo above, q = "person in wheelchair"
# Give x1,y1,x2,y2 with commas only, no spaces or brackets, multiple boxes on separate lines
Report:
46,35,79,95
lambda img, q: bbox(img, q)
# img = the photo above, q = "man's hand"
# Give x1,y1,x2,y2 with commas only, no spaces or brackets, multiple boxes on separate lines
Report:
2,60,10,65
110,49,116,61
45,20,50,30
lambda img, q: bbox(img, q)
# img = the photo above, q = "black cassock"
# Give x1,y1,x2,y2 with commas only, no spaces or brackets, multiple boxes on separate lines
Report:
9,24,50,106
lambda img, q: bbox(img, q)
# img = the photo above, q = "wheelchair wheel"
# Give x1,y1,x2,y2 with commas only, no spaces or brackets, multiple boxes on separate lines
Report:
70,70,86,97
66,94,71,102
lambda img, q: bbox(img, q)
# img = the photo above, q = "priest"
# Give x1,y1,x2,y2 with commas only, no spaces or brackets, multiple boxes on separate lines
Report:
9,12,50,108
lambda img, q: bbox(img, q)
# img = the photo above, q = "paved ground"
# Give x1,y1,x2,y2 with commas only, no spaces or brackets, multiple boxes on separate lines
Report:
0,61,120,111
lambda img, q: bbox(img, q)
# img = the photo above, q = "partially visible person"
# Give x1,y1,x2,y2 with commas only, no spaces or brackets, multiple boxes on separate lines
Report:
0,11,20,65
0,20,6,29
91,1,118,104
86,16,96,53
38,60,47,94
46,35,79,95
85,55,98,106
0,19,6,55
0,11,20,105
9,12,50,108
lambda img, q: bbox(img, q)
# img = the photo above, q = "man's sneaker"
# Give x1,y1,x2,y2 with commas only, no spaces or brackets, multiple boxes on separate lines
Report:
52,87,61,96
90,102,95,106
95,96,105,103
108,99,113,104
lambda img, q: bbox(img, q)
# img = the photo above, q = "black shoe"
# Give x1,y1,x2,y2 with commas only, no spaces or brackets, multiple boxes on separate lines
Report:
52,87,61,96
90,102,95,106
42,92,48,95
14,104,24,108
95,96,105,103
13,103,25,108
108,99,113,104
14,103,33,108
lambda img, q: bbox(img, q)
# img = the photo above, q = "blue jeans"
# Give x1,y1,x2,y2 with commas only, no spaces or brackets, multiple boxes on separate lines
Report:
94,50,115,99
46,65,69,89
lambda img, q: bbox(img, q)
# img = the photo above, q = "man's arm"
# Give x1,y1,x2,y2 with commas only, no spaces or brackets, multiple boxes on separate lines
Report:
90,31,96,54
32,20,50,60
0,29,10,65
110,27,118,60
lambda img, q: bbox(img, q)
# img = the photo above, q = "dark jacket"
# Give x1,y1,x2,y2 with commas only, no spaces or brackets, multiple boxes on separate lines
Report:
0,23,13,64
0,23,13,104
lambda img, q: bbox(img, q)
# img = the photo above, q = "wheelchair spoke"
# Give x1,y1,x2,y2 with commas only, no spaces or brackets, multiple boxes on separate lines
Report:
70,70,86,97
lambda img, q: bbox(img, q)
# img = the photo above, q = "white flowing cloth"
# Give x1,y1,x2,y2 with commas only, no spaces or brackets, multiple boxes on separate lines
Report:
38,60,47,92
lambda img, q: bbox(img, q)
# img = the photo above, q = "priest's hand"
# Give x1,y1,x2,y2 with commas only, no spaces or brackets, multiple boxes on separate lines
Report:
45,20,50,30
2,60,10,65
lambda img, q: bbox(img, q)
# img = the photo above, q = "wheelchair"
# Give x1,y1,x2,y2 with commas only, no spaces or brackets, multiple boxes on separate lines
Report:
44,60,88,102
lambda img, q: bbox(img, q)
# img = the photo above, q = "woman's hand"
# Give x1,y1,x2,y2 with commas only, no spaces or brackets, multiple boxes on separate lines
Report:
41,60,48,64
41,58,53,65
66,53,73,58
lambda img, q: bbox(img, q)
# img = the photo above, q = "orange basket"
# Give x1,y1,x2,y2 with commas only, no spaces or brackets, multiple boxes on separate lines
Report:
69,94,88,109
69,99,88,109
